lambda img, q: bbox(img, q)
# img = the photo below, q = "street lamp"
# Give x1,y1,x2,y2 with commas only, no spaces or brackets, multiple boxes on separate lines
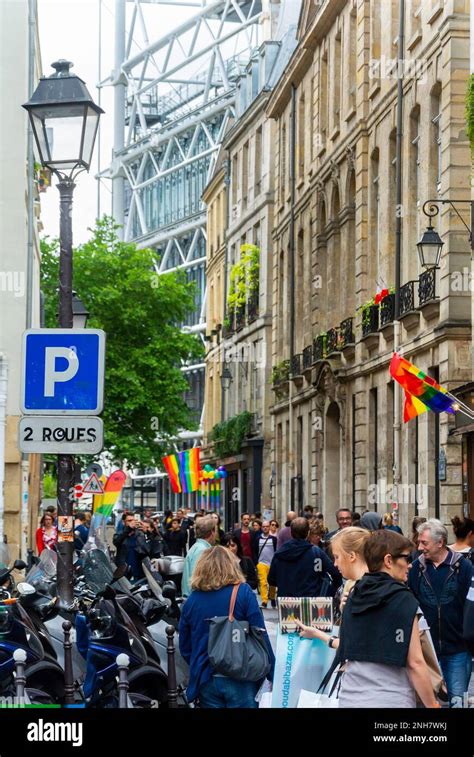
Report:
23,61,103,608
220,364,233,392
419,199,474,270
72,292,89,329
416,225,444,270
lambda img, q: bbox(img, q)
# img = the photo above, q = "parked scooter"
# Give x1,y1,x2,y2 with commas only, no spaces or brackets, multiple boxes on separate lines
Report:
0,592,65,703
76,549,171,707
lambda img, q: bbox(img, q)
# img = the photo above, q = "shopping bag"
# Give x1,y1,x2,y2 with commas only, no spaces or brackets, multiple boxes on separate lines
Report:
297,689,339,708
271,629,336,708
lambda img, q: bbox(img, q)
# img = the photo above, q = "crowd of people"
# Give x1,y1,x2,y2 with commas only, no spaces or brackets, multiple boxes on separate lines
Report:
33,501,474,710
177,508,474,710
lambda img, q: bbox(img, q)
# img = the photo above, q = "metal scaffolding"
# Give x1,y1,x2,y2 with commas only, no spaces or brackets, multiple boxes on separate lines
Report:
108,0,263,440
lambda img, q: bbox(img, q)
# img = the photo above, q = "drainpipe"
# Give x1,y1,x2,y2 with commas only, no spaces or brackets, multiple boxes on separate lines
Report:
288,83,296,508
0,358,7,544
393,0,405,511
23,0,37,558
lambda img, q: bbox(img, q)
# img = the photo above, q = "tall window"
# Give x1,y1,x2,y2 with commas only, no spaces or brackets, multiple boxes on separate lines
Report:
370,0,381,62
254,126,262,195
369,387,378,508
298,90,305,179
242,141,249,209
431,83,442,195
319,50,328,143
333,31,341,131
310,73,315,161
232,154,238,206
391,0,399,55
348,7,357,113
280,123,287,203
410,106,421,240
371,148,380,285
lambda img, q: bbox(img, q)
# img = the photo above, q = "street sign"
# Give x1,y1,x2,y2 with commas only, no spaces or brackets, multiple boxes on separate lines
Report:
21,329,105,415
18,416,103,454
83,472,105,494
85,462,103,479
74,485,84,500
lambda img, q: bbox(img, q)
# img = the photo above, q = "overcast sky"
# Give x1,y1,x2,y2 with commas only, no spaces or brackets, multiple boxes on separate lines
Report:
37,0,194,244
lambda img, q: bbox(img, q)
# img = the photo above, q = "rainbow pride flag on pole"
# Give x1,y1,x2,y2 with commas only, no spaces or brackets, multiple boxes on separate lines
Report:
178,448,200,493
162,454,182,494
389,353,457,422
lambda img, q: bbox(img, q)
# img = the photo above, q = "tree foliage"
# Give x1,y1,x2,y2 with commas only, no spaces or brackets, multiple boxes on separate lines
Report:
40,217,203,467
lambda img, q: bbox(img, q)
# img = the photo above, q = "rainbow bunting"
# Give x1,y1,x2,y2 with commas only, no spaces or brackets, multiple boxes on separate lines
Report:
178,448,200,493
162,454,182,494
389,353,457,423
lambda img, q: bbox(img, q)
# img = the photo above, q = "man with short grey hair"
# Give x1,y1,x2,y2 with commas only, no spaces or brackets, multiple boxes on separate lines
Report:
181,515,216,598
408,518,473,707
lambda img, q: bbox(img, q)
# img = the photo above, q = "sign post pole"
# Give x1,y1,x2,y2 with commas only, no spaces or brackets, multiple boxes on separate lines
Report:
57,179,76,608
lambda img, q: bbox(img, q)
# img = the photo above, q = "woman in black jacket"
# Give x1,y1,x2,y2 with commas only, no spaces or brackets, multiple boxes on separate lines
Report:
222,533,258,590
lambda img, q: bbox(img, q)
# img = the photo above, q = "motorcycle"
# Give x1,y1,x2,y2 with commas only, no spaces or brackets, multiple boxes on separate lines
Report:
0,591,65,704
76,548,171,707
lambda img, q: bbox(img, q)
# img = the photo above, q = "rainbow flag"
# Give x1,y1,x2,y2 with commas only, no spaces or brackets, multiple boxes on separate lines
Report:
390,353,457,422
95,470,127,516
178,448,200,493
162,454,182,494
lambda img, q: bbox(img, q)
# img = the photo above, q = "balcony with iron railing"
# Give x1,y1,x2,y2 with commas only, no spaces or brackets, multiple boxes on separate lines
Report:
247,291,259,323
379,293,395,329
361,304,379,337
302,345,313,373
339,317,355,349
326,327,339,355
313,334,327,362
290,353,302,381
399,280,420,330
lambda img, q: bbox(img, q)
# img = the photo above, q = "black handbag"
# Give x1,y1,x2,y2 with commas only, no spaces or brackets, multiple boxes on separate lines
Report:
207,583,271,682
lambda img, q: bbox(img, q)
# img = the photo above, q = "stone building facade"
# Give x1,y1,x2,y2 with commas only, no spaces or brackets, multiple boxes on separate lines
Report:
266,0,471,533
202,17,300,527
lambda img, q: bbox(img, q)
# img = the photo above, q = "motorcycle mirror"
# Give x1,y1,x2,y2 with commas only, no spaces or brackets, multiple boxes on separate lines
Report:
17,582,36,595
162,582,177,602
102,585,116,600
13,560,27,571
112,564,128,581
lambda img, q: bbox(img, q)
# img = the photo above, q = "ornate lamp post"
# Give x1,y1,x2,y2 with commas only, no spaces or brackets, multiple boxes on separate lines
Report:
23,60,103,606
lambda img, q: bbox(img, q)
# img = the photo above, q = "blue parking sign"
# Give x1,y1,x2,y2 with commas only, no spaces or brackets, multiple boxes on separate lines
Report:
21,329,105,415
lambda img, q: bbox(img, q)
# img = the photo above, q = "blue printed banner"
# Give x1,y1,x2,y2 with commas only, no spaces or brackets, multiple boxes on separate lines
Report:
271,630,336,708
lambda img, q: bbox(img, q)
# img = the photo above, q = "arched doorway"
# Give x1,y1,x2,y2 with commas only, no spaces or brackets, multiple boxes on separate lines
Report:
324,401,341,527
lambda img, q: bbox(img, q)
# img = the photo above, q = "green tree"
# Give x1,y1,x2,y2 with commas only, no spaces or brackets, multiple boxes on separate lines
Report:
40,217,203,467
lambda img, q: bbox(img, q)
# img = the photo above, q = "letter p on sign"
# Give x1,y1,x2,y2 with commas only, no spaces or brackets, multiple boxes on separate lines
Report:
44,347,79,396
21,329,105,415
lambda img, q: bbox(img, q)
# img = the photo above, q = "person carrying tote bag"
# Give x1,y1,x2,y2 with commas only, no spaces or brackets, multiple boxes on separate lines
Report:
178,545,275,708
208,583,271,680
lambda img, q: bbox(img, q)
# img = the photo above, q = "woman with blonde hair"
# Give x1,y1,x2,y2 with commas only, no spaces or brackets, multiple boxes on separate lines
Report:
296,526,370,648
179,545,274,707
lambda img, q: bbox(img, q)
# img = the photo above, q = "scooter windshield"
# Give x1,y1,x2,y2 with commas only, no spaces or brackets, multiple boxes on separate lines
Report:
26,549,57,587
83,549,115,594
0,545,9,570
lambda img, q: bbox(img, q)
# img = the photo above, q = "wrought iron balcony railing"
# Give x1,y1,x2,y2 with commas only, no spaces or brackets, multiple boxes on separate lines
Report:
235,305,245,331
339,317,355,347
313,334,327,362
326,327,339,354
361,304,379,337
290,353,302,377
379,293,395,327
302,345,313,371
400,281,416,315
418,269,436,306
247,291,259,323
